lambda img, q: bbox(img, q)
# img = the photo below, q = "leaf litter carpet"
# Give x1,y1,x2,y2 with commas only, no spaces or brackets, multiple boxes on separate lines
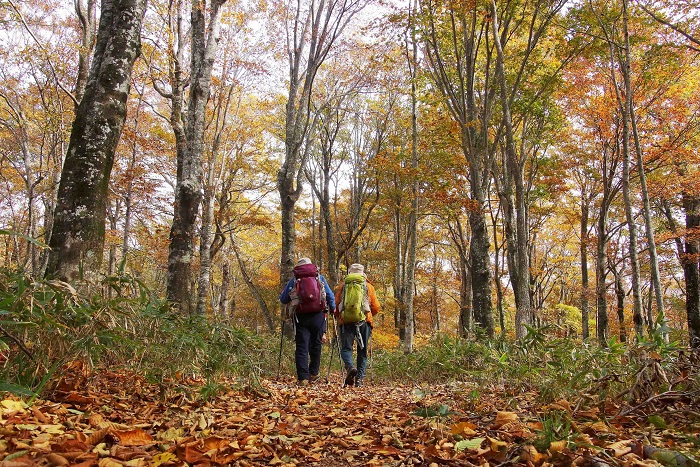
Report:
0,366,698,466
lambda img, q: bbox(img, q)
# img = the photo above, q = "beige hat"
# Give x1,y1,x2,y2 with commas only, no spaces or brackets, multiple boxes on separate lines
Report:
297,257,312,266
348,263,364,275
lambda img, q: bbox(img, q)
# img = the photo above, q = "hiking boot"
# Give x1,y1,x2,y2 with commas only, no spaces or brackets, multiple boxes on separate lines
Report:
344,368,357,387
298,379,309,387
355,378,363,387
309,374,319,384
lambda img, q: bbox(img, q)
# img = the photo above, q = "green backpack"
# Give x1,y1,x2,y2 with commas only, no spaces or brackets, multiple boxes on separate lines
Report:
339,273,370,324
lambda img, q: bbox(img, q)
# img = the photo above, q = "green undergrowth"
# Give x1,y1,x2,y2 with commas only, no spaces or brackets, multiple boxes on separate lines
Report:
1,268,698,412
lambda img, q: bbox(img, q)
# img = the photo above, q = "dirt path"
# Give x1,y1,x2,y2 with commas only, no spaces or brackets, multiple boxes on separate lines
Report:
0,369,697,466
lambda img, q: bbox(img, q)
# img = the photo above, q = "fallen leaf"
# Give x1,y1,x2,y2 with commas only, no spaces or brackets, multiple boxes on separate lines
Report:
1,399,26,414
149,452,178,466
549,440,568,453
493,411,519,428
451,421,477,437
454,437,485,452
521,445,544,463
112,429,155,446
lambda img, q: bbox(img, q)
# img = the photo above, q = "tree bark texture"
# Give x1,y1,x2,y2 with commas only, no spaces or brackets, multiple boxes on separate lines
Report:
683,194,700,348
167,0,226,314
581,194,590,340
489,0,533,340
596,210,609,347
46,0,147,281
601,3,644,339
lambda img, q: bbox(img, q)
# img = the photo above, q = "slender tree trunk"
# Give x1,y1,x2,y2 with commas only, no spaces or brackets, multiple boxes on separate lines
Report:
431,246,440,332
625,2,665,337
608,2,644,339
614,267,627,343
489,203,506,334
218,261,230,318
74,0,98,108
167,0,227,314
232,239,274,332
581,195,590,340
393,199,406,340
196,164,217,316
449,217,471,337
46,0,147,281
683,193,700,347
490,0,531,339
596,212,609,347
402,0,419,353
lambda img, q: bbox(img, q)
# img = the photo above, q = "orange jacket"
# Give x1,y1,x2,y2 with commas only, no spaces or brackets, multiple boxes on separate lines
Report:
334,279,381,327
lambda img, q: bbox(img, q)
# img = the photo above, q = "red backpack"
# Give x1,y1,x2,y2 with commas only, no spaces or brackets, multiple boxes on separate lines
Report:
291,263,327,313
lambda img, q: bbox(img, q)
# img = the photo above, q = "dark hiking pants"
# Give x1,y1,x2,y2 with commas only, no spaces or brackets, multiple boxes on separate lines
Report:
294,311,326,381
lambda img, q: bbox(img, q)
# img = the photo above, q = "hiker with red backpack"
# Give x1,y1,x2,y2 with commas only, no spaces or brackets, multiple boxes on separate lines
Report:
279,257,335,386
334,263,381,387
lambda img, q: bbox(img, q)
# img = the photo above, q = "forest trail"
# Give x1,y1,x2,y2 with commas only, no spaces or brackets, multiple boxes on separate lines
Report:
0,365,697,466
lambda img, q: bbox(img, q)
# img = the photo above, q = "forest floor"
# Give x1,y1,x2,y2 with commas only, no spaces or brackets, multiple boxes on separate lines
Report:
1,364,699,466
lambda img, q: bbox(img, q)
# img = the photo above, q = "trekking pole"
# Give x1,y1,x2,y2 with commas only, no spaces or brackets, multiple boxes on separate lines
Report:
276,313,286,380
325,317,335,382
368,332,373,382
333,315,345,385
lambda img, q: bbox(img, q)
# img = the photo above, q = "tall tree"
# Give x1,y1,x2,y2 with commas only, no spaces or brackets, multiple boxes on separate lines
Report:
155,0,227,313
46,0,148,281
591,0,645,339
276,0,366,291
420,0,494,338
488,0,570,339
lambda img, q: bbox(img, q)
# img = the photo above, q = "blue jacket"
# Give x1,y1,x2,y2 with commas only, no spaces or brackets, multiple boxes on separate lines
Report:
280,273,336,311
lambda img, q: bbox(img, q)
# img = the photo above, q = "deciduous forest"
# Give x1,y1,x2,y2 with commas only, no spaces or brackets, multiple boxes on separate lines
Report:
1,0,699,465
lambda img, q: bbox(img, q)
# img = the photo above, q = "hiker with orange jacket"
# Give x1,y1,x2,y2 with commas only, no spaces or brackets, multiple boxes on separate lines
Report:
334,263,381,387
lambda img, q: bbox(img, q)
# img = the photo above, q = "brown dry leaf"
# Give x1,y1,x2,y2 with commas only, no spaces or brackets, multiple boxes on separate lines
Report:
31,407,50,423
44,454,69,466
112,429,154,446
97,458,123,467
607,439,633,457
451,421,478,437
521,445,544,463
549,400,572,412
548,440,568,453
0,461,32,467
177,442,206,464
585,421,610,433
86,427,110,445
88,414,106,428
488,436,508,453
201,436,230,451
493,411,519,428
64,392,94,405
576,407,600,418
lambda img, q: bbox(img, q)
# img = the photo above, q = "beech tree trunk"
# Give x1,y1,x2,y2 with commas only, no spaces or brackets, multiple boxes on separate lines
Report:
614,266,627,343
596,210,609,347
402,0,419,353
166,0,227,314
683,194,700,348
598,2,644,339
625,0,665,336
278,1,365,292
489,0,532,339
46,0,147,281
